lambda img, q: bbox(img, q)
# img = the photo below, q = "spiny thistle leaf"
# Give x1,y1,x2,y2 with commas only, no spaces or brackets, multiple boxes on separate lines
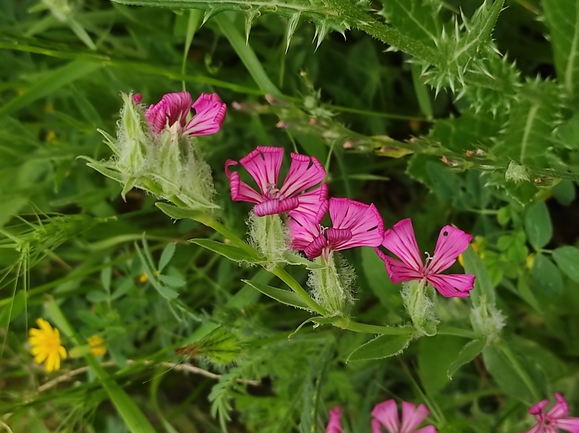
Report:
376,0,442,47
542,0,579,105
428,109,506,154
492,79,563,166
110,0,350,49
421,0,505,95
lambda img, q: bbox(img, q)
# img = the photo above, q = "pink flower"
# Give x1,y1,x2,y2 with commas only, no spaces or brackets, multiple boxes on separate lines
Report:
144,92,226,136
326,406,343,433
375,218,475,298
225,146,327,217
523,393,579,433
371,400,436,433
289,197,384,260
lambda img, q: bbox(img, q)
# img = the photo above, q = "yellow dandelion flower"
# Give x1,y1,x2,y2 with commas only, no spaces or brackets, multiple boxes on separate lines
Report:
138,272,148,283
29,318,67,373
45,130,57,144
87,335,107,356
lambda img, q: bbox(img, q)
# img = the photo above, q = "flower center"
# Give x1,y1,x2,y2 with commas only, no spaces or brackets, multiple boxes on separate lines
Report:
265,183,280,199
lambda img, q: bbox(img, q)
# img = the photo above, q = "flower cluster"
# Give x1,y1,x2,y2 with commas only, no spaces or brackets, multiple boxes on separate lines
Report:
226,145,475,314
85,91,226,210
326,399,436,433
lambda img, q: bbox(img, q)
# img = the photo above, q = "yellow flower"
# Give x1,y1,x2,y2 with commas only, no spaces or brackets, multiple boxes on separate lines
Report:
458,241,481,267
87,335,107,356
29,318,67,373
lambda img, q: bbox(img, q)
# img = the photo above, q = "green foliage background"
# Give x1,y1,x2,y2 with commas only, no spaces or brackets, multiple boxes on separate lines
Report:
1,0,579,432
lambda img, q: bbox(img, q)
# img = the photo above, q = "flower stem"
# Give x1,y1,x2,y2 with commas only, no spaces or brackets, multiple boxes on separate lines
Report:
190,213,328,314
333,318,415,335
272,266,329,316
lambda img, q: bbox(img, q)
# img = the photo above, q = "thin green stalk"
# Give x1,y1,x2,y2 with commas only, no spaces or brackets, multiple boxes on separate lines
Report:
272,266,328,316
214,13,283,98
437,325,484,340
181,9,204,91
333,318,415,335
197,214,257,256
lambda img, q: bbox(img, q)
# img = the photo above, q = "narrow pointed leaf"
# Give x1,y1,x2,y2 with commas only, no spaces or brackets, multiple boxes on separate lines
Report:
242,280,310,310
347,334,413,362
447,339,486,379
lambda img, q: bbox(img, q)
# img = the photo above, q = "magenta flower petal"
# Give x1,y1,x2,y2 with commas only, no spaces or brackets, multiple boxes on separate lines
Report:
427,225,473,274
225,160,263,204
289,183,328,221
326,406,343,433
381,219,424,271
226,146,327,217
132,93,143,104
372,400,400,433
378,218,475,298
328,199,384,250
400,402,430,433
279,152,326,198
548,393,570,419
254,197,300,217
523,426,544,433
184,92,227,136
288,199,327,252
375,250,423,283
240,146,284,196
289,198,383,259
145,92,192,134
554,418,579,431
530,400,550,416
426,274,474,298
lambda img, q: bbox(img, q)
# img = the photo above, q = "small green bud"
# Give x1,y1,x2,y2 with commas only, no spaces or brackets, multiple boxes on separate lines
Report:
307,253,354,315
505,161,530,184
470,297,505,344
401,279,439,336
247,212,289,269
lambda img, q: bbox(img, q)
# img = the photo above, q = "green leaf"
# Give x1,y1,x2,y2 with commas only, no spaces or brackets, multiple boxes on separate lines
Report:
542,0,579,102
553,246,579,282
379,0,440,48
158,275,186,287
531,254,563,296
155,202,207,221
461,245,495,306
524,201,552,250
0,196,27,228
242,280,310,310
492,80,561,165
189,239,260,262
483,345,536,404
0,291,26,328
552,180,576,205
418,335,466,394
158,242,176,272
447,339,486,379
429,110,503,153
0,60,102,118
347,334,413,362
